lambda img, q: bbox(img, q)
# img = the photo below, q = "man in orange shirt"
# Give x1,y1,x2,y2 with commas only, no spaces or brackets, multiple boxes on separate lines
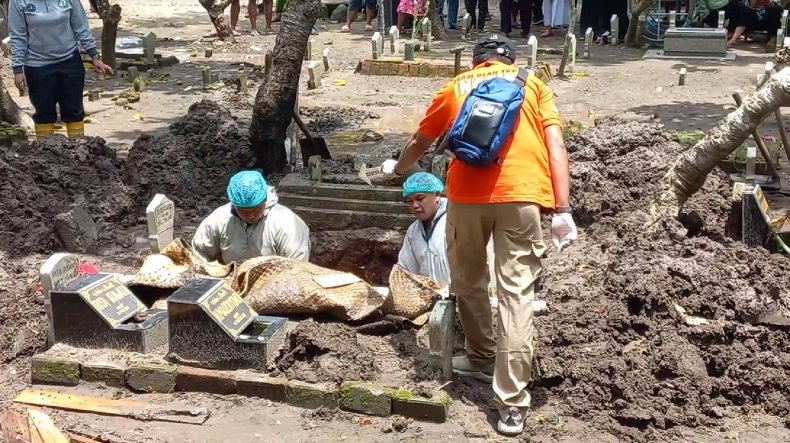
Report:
380,34,576,436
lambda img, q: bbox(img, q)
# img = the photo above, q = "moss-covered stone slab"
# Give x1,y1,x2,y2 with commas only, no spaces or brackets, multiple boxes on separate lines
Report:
286,380,338,409
392,392,450,423
30,355,80,386
81,361,126,387
126,362,176,393
339,381,393,417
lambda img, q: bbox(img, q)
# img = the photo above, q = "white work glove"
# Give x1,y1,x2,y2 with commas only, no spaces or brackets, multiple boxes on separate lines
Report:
380,159,398,174
551,213,577,252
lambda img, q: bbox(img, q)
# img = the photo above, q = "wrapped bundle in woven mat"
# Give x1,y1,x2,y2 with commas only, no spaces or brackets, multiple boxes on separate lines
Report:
231,256,386,321
126,238,233,289
385,264,442,321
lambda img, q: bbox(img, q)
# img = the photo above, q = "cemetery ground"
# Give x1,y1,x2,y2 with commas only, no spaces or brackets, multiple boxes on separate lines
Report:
1,0,790,442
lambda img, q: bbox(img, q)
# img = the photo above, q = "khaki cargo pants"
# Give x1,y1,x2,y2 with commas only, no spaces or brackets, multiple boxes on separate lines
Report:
446,201,545,410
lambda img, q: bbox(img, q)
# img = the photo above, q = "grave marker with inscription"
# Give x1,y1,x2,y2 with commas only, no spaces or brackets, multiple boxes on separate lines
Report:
50,274,168,353
146,194,175,253
143,32,157,64
39,253,79,346
167,279,287,370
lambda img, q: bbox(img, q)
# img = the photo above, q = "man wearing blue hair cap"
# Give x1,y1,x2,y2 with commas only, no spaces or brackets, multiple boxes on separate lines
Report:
398,172,451,289
192,170,310,264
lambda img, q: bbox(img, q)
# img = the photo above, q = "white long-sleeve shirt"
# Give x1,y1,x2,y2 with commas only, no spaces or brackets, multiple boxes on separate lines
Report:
397,197,450,289
192,187,310,264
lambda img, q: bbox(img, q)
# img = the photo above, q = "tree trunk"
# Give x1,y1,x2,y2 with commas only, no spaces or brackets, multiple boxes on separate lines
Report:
426,0,448,41
249,0,321,174
557,0,582,77
625,0,651,48
199,0,235,41
0,80,33,129
649,67,790,226
95,0,122,70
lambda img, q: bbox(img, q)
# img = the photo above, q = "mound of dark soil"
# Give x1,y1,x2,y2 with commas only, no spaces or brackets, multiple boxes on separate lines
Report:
299,106,380,135
275,319,378,384
535,118,790,442
121,100,256,216
0,136,135,256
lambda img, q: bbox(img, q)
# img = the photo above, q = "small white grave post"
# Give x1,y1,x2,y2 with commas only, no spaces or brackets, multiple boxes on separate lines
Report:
322,47,331,71
669,10,676,29
146,194,175,253
305,38,314,61
389,26,399,55
421,18,432,51
527,35,538,67
584,27,593,58
778,28,785,52
372,32,382,59
39,253,79,346
462,13,472,40
610,14,619,45
718,11,725,29
143,32,157,64
307,60,324,89
568,34,577,72
783,9,789,29
678,67,687,86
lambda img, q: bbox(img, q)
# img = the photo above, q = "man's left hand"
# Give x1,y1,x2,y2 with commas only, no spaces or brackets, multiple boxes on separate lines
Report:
551,213,577,252
93,59,115,76
380,159,399,175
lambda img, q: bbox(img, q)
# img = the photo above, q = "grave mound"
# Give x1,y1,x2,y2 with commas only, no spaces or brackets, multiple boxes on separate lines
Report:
121,99,256,216
529,118,790,441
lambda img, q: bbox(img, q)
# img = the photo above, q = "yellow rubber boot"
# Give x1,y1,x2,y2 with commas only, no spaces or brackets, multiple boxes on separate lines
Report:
66,121,85,138
34,123,55,139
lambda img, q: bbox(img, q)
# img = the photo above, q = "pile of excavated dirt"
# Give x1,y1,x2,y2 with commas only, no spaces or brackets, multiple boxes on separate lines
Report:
532,118,790,442
311,227,403,285
0,136,136,256
121,100,256,216
274,319,378,384
299,106,380,135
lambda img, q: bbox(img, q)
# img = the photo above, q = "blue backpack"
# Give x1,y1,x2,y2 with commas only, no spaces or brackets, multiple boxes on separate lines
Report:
447,68,529,167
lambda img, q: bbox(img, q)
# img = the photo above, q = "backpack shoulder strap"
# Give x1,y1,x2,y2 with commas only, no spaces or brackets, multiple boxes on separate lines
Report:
514,67,530,87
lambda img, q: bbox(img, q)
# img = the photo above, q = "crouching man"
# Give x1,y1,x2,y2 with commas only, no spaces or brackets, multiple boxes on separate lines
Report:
192,170,310,264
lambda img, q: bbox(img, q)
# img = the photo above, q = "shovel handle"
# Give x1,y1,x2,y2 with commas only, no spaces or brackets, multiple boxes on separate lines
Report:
292,111,317,147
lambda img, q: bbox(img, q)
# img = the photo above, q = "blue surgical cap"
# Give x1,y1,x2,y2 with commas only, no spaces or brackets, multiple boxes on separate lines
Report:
403,172,444,197
227,171,268,208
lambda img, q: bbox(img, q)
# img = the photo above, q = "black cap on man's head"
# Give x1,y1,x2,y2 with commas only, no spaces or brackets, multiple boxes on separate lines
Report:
472,33,516,62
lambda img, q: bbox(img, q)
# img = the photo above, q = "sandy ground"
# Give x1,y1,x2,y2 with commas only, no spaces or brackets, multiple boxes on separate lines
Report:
2,0,790,441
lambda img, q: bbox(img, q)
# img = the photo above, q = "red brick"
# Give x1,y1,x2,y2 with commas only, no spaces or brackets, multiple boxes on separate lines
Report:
418,64,430,77
427,65,440,77
368,62,381,75
236,372,288,402
175,366,237,395
360,61,372,74
408,63,420,77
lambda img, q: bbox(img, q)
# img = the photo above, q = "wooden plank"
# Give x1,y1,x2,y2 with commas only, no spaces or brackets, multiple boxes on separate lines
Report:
0,407,32,443
14,389,210,425
28,409,69,443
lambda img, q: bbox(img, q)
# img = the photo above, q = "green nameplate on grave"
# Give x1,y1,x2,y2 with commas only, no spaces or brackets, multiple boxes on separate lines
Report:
79,275,147,328
196,280,256,339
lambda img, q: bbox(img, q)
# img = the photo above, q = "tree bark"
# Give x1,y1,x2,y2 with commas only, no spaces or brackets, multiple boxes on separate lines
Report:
426,0,448,41
249,0,320,174
625,0,651,48
0,80,33,129
557,0,582,77
199,0,235,41
649,67,790,226
95,0,122,70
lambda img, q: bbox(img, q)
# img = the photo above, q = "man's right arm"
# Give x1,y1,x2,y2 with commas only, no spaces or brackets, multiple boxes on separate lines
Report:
537,81,570,209
191,217,220,263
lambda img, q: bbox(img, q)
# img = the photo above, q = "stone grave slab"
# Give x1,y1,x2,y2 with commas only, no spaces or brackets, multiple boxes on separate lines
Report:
167,278,287,370
662,27,727,57
428,300,455,381
50,274,168,353
146,194,175,253
39,253,80,346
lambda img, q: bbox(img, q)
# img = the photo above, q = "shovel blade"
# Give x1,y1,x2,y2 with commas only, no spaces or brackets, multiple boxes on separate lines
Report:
299,138,331,168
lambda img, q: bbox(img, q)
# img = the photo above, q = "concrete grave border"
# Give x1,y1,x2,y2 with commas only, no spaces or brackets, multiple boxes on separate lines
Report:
29,352,450,423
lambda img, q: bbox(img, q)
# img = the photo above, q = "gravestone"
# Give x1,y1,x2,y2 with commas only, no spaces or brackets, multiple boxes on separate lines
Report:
610,14,619,45
584,27,593,58
765,61,774,80
718,11,725,29
202,67,212,89
146,194,174,254
568,34,577,72
421,18,432,51
404,41,415,61
39,253,80,347
264,50,273,75
211,72,220,83
237,69,248,94
50,274,168,353
307,60,324,90
308,155,322,181
167,279,287,370
205,48,213,58
663,28,727,57
669,10,676,29
322,48,331,71
389,26,399,55
371,32,381,59
778,28,785,52
527,35,538,67
127,66,139,83
428,300,455,381
783,9,789,29
305,38,314,61
678,67,687,86
143,32,157,64
462,13,472,40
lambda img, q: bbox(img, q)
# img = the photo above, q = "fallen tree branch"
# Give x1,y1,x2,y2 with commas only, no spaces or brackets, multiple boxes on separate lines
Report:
649,67,790,226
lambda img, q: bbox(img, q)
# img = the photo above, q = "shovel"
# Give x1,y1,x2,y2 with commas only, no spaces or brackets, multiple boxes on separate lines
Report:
293,110,331,168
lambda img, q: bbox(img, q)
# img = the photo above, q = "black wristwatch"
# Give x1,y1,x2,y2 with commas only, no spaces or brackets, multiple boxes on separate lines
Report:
554,206,572,214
